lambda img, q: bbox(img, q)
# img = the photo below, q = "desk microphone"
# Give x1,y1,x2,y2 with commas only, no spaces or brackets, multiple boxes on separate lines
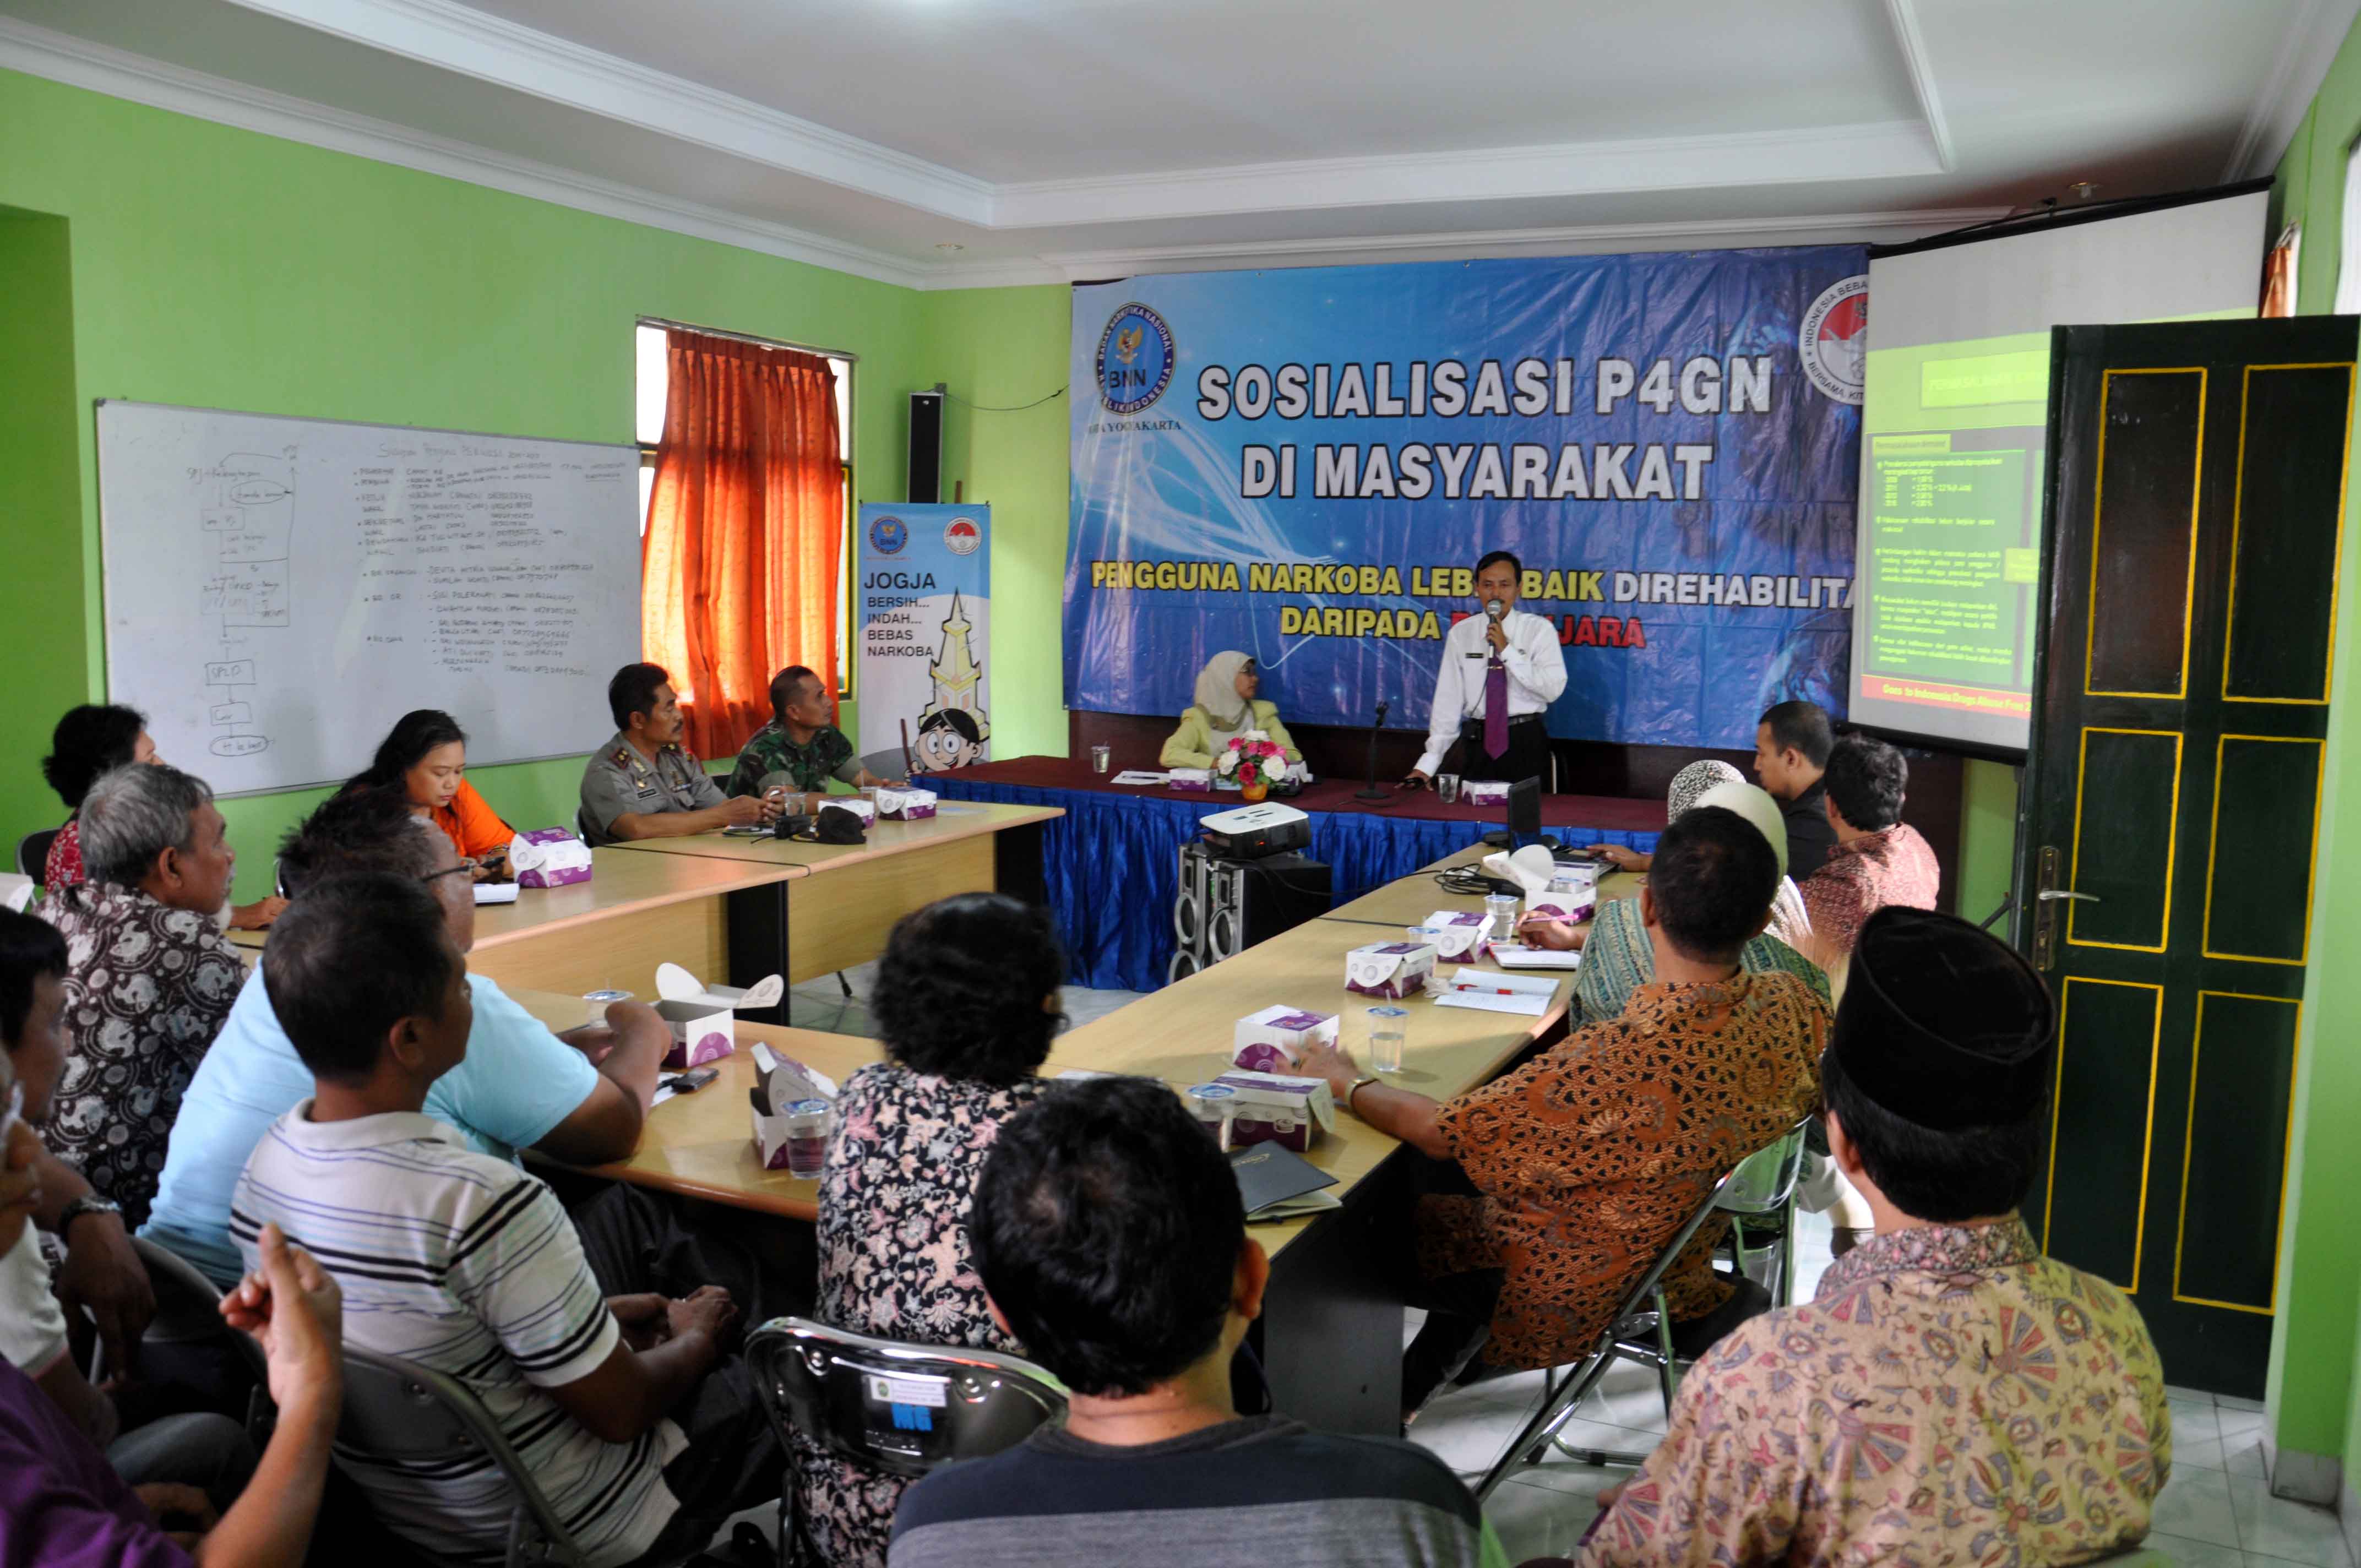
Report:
1355,699,1391,802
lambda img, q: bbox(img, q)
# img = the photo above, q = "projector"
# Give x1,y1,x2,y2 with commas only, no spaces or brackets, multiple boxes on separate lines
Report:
1199,802,1312,861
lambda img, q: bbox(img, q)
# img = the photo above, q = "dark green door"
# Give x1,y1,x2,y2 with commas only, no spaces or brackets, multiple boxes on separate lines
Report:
2023,316,2354,1396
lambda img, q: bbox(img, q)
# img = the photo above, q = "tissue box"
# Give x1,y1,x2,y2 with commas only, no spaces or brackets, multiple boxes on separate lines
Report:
1168,768,1211,793
508,827,592,889
1419,911,1493,960
873,787,937,821
1462,779,1512,807
654,961,785,1070
1525,884,1597,924
1231,1005,1339,1074
1209,1070,1337,1153
1346,940,1436,999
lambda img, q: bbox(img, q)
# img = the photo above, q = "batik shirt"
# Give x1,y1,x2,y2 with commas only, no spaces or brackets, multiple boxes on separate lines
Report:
1799,823,1942,959
1575,888,1825,1023
724,721,861,798
792,1063,1048,1568
1579,1218,2170,1568
1422,971,1827,1370
39,881,243,1226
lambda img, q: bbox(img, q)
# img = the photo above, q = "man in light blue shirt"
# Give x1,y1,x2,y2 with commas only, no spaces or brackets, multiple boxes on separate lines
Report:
144,788,668,1285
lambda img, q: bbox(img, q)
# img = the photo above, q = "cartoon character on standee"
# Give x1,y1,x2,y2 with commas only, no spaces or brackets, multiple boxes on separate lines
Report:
912,708,987,773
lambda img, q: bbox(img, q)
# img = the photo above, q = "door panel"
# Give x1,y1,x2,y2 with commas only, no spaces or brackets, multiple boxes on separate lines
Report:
2173,991,2300,1313
2086,369,2204,698
2200,736,2323,964
2043,976,2161,1291
2025,317,2355,1395
2224,366,2349,704
2065,727,2179,950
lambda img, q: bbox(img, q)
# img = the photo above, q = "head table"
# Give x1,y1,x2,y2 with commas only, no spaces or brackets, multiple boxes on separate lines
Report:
926,755,1666,991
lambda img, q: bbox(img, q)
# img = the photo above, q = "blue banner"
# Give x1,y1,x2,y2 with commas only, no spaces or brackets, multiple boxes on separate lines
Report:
1065,248,1865,750
856,503,991,775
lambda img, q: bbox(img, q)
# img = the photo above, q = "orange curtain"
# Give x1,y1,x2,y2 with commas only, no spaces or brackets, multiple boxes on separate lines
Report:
2261,225,2300,319
642,328,843,758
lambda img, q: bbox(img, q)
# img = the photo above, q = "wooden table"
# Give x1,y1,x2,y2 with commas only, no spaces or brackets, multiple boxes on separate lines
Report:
607,802,1062,985
512,986,882,1220
230,847,807,1000
1320,842,1641,930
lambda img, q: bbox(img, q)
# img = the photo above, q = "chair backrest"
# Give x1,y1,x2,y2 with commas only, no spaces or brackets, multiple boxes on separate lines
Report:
15,829,57,881
746,1317,1066,1482
1718,1119,1812,1218
130,1236,235,1345
337,1344,587,1567
1600,1166,1739,1332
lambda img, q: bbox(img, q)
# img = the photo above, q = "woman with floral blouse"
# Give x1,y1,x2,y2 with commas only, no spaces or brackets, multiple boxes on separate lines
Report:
791,892,1066,1567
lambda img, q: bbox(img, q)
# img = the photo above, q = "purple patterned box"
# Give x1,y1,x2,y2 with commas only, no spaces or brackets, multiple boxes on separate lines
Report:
509,827,591,888
1345,940,1435,999
1210,1070,1336,1153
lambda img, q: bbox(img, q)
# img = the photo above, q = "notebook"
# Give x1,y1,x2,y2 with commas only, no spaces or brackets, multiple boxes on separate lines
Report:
1487,942,1582,970
1230,1142,1338,1221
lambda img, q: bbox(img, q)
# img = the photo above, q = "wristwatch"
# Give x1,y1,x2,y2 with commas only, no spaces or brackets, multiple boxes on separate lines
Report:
1345,1075,1381,1114
58,1195,122,1235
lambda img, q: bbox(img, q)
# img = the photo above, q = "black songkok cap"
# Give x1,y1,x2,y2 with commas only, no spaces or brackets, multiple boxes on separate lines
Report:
1830,906,2055,1131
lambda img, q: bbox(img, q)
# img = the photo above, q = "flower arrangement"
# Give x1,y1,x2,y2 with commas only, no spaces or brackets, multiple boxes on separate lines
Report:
1216,733,1288,791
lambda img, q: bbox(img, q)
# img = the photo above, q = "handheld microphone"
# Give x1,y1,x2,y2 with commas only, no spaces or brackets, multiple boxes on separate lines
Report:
1486,598,1507,620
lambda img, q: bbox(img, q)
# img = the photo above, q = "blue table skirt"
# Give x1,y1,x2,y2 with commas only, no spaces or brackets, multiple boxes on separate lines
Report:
933,778,1661,992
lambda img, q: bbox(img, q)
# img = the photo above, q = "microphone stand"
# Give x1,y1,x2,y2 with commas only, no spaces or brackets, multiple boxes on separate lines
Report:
1354,700,1392,802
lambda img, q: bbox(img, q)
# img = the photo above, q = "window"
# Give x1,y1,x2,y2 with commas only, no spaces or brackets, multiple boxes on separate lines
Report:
635,320,856,693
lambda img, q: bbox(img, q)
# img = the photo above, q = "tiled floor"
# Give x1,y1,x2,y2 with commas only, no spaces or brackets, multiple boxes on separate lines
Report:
785,960,1145,1038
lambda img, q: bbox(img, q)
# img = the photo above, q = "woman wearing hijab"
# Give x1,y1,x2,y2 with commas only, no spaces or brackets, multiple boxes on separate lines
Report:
1158,651,1301,769
1520,765,1823,1021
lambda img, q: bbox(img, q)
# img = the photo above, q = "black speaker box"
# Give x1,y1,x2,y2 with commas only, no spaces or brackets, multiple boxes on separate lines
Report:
908,389,944,503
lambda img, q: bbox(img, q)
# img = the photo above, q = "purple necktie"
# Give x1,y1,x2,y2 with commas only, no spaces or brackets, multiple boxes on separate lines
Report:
1484,657,1510,759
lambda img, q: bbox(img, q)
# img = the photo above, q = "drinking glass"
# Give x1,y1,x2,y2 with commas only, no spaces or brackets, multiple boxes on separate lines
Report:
1435,773,1462,804
1091,744,1112,775
1484,893,1521,938
1185,1084,1238,1150
583,988,632,1028
782,1101,833,1179
1366,1006,1409,1074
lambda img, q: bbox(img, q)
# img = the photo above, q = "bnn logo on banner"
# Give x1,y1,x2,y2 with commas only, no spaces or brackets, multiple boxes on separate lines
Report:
1065,249,1865,749
857,502,990,775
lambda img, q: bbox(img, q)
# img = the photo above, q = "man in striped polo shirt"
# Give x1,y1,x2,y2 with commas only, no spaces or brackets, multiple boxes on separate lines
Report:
231,872,775,1566
890,1076,1508,1568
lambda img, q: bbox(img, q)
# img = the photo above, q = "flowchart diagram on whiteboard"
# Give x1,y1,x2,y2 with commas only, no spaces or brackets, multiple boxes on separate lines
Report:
197,449,298,759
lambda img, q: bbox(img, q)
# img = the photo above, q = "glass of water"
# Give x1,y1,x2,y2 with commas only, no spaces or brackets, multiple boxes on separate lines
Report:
1366,1006,1409,1074
1091,743,1112,775
1484,892,1521,937
1435,772,1462,804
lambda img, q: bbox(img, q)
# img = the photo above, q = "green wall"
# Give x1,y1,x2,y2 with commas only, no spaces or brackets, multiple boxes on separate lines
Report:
0,66,970,899
2263,4,2361,1481
918,285,1075,760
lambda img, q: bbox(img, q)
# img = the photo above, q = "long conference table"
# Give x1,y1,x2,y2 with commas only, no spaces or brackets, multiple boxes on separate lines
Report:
514,837,1638,1436
934,755,1665,990
226,801,1063,1006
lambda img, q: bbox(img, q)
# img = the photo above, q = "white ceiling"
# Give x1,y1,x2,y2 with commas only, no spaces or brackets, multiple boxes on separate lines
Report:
0,0,2350,288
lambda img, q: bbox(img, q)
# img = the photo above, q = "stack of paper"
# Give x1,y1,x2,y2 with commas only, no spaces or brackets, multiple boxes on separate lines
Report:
1487,942,1582,971
1434,968,1559,1016
1110,770,1170,786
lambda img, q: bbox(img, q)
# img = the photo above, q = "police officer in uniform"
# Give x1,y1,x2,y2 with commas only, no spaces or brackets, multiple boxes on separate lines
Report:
579,662,774,846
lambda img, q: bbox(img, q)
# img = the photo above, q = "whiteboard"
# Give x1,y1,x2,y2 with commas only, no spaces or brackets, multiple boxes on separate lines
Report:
97,401,643,796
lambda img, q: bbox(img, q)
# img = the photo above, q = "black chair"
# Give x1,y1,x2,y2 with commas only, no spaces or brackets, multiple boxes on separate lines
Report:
15,827,59,881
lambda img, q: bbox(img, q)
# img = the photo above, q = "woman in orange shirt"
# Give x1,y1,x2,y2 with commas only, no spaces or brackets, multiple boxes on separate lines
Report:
343,709,514,879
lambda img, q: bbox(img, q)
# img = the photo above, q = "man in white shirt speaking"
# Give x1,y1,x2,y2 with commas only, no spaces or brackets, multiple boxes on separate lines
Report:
1405,551,1568,791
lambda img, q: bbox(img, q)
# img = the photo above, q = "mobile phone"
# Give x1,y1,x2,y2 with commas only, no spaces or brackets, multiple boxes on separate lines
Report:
661,1068,720,1095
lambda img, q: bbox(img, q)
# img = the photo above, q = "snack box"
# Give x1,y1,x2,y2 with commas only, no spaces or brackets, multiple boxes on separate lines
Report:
1345,939,1436,999
509,826,591,889
820,796,877,827
1526,863,1600,924
1231,1005,1340,1074
654,961,785,1070
1418,910,1493,960
1207,1069,1337,1153
1168,767,1212,793
1462,779,1512,807
873,786,937,821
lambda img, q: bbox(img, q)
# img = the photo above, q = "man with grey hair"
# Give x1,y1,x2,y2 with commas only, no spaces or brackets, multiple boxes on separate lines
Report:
37,763,246,1231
